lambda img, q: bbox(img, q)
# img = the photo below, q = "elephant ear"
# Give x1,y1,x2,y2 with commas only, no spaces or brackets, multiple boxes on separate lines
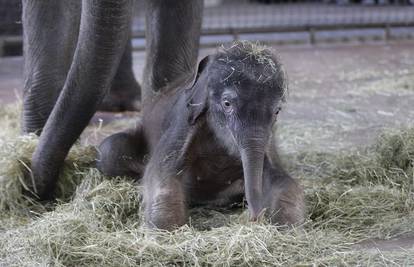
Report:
186,55,212,125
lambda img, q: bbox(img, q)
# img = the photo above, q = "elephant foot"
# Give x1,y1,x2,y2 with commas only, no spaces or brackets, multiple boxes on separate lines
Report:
22,156,59,201
99,89,141,112
97,125,148,179
99,77,142,112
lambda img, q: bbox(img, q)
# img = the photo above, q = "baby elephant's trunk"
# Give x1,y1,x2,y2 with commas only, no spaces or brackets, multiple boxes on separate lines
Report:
239,131,268,221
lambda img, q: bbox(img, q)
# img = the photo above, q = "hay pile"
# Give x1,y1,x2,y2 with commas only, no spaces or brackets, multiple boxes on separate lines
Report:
0,104,413,266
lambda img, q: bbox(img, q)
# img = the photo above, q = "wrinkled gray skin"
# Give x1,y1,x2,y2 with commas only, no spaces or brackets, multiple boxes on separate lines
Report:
22,0,140,128
22,0,203,200
98,45,305,230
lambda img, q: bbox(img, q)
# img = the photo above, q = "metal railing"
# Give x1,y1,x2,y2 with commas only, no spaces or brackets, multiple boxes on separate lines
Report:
132,1,414,36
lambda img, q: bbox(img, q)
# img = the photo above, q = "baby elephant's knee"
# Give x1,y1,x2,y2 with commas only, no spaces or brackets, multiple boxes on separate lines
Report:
97,131,146,179
144,188,187,230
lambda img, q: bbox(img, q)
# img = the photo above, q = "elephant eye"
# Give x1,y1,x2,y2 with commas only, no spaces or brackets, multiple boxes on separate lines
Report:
221,99,233,113
275,107,282,115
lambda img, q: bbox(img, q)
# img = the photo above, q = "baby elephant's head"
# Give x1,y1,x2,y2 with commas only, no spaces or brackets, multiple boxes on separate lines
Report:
186,41,288,220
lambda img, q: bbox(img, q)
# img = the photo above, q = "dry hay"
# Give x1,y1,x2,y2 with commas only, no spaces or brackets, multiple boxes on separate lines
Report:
0,104,413,266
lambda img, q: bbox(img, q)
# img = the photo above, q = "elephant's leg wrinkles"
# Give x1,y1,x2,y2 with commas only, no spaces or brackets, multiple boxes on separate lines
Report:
30,0,134,199
100,38,142,112
143,0,203,103
22,0,80,134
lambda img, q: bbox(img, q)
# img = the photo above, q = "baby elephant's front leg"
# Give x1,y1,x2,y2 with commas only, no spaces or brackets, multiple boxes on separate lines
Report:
142,127,191,230
144,169,187,230
262,157,305,225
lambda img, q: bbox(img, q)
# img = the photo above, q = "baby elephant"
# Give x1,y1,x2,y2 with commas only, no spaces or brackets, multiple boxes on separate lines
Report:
98,42,305,230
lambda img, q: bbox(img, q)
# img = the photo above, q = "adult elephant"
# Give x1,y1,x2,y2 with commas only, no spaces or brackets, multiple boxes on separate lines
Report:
22,0,203,200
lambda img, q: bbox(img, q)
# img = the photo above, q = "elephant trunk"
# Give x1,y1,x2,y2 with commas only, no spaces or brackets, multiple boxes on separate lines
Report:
239,131,267,221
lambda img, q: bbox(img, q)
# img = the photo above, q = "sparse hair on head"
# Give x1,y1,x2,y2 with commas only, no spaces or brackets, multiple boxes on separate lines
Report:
216,40,289,101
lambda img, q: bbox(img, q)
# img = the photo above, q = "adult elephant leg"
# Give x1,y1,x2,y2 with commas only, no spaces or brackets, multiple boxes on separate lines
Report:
142,0,203,105
99,36,142,111
22,0,81,134
30,0,134,200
